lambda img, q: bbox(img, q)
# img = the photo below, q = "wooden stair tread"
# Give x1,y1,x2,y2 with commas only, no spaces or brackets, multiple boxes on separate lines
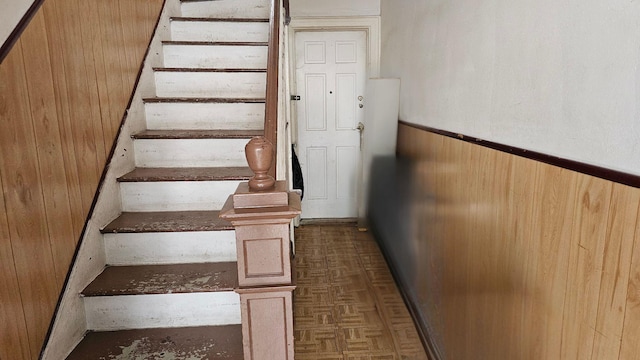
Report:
171,16,268,22
162,40,268,46
66,325,243,359
83,262,238,296
132,129,263,139
118,167,253,182
153,67,266,73
102,211,233,233
143,97,265,104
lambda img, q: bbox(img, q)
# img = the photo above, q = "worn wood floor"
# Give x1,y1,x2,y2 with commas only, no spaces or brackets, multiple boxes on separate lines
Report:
293,224,428,360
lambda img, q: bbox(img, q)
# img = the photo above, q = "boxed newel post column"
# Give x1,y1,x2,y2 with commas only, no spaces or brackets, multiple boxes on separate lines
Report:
220,136,300,360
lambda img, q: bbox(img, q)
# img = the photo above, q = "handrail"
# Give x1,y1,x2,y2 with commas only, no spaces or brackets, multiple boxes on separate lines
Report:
0,0,45,63
264,0,282,178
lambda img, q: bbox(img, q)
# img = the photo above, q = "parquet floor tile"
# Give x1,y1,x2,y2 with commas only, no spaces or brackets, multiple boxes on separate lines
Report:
294,224,429,359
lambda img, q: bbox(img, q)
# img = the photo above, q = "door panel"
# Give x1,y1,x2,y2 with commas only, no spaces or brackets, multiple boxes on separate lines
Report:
295,31,366,218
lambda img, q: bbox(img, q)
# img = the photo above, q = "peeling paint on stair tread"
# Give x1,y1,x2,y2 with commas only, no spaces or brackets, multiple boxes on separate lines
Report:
102,211,233,233
118,167,253,182
66,325,243,359
82,262,238,296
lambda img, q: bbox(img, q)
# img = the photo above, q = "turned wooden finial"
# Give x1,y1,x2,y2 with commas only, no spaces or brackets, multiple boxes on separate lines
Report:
245,136,276,191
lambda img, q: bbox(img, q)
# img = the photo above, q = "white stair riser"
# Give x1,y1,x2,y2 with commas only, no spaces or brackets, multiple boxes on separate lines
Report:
105,231,237,266
170,21,269,42
181,0,270,19
163,44,268,69
134,138,249,168
84,292,240,331
120,181,241,212
155,71,266,98
145,102,264,130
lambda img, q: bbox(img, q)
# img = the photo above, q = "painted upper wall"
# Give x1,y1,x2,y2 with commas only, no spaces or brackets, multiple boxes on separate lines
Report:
380,0,640,175
290,0,379,17
1,0,32,49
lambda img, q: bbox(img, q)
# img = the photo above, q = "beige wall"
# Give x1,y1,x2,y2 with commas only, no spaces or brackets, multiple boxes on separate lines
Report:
0,0,163,358
381,0,640,175
290,0,379,17
397,123,640,360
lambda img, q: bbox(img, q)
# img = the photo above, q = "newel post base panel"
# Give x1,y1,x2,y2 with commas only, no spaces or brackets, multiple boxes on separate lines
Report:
220,181,301,287
237,286,295,360
219,180,300,360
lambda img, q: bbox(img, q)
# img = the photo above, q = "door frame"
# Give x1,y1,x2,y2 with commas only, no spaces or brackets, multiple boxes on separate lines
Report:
288,16,381,221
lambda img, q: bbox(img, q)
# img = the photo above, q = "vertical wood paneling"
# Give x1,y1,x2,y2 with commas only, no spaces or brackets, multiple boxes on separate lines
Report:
620,204,640,358
0,175,32,360
0,0,163,358
591,184,639,358
523,164,577,358
396,123,640,360
561,175,612,359
19,10,76,283
0,40,60,357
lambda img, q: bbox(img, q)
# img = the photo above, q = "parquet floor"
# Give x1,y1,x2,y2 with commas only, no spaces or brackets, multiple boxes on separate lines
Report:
293,224,429,360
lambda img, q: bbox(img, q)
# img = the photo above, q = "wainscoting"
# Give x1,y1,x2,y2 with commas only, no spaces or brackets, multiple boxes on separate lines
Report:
0,1,163,358
387,122,640,359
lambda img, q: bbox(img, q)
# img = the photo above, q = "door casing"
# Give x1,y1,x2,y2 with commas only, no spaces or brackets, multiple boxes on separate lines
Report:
288,16,381,221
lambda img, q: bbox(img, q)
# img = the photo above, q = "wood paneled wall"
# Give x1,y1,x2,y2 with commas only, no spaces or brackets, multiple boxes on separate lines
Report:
396,123,640,360
0,0,163,358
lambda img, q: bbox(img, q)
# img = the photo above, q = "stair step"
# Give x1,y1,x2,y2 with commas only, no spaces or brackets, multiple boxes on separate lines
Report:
104,230,237,266
102,211,233,233
144,97,265,103
118,167,253,182
162,42,268,69
120,180,241,211
134,138,251,168
132,130,259,168
181,0,270,19
84,292,240,331
82,263,241,331
133,129,263,139
67,325,243,359
154,69,266,98
171,17,269,23
144,98,265,131
83,262,238,296
170,18,269,42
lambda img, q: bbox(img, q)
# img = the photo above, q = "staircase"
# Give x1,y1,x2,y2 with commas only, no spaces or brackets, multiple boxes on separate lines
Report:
45,0,281,358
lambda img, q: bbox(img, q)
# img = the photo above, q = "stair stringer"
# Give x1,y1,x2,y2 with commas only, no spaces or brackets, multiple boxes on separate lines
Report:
40,0,181,358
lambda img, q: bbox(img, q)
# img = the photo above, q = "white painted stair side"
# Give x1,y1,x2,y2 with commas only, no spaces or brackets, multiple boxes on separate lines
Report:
155,71,266,98
104,231,237,265
163,43,268,69
145,101,265,130
170,20,269,42
180,0,270,19
84,292,241,331
120,180,242,212
134,138,249,168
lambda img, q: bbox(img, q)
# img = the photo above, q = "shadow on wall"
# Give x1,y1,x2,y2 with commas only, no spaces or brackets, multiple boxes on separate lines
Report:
367,155,533,359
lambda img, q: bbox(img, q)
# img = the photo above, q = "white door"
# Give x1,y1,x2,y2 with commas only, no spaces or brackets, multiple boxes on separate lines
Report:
294,31,367,219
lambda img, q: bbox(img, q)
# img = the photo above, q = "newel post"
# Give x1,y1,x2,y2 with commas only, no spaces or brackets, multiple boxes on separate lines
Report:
220,136,300,360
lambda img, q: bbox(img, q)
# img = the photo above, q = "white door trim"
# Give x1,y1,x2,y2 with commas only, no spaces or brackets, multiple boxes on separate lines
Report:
288,16,380,78
287,16,380,221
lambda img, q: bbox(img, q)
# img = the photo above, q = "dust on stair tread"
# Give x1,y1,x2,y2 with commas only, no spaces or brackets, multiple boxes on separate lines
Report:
170,16,269,22
143,97,265,104
102,211,233,233
82,262,238,296
117,167,253,182
162,40,268,46
66,325,243,359
132,130,263,139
